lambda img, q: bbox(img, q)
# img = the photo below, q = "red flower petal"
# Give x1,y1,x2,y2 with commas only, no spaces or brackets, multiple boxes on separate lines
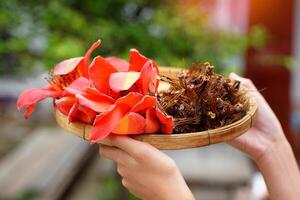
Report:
151,61,159,92
76,88,115,113
156,108,174,134
76,106,97,124
115,92,143,108
131,95,157,113
150,62,159,92
78,40,101,77
23,104,36,119
112,112,145,135
68,101,79,123
145,108,160,133
139,60,158,94
55,96,77,115
17,87,60,110
54,40,101,77
109,72,140,93
89,104,131,142
17,86,61,118
89,56,117,94
53,57,83,76
106,56,129,72
152,61,159,75
129,49,149,72
63,77,91,95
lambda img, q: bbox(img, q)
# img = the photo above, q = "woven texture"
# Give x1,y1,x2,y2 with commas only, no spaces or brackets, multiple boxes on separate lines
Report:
55,67,257,150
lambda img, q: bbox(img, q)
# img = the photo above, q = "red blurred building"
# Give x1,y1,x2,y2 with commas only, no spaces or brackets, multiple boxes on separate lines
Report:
209,0,300,157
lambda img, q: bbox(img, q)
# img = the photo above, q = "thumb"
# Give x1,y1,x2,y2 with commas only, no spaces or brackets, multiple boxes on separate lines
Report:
229,72,257,91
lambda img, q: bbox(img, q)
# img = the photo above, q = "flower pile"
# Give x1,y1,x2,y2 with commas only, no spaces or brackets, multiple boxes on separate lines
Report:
17,40,174,142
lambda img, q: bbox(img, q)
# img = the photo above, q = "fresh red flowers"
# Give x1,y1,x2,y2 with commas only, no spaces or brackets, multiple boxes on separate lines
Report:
17,40,174,142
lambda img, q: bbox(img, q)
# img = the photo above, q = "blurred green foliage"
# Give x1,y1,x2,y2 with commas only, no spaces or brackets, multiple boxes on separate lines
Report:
95,176,140,200
0,191,36,200
0,0,267,75
95,176,120,200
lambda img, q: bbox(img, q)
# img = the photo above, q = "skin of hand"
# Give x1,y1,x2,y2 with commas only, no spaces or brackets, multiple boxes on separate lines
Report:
99,72,300,200
99,136,195,200
227,72,286,162
228,73,300,200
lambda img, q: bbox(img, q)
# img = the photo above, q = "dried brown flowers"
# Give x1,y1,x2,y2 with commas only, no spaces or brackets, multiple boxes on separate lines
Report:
158,62,249,134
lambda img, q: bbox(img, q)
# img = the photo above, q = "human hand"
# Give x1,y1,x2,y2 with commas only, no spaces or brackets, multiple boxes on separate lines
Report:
99,136,195,200
228,73,300,200
227,73,287,162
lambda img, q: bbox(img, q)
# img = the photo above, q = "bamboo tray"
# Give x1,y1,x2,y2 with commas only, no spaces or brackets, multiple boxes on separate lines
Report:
55,67,257,150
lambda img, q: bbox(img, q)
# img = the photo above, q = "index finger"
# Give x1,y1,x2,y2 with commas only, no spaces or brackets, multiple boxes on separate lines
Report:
229,72,265,103
229,72,257,91
106,135,156,158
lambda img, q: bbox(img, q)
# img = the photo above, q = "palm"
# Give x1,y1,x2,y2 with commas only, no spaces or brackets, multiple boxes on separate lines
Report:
227,73,285,161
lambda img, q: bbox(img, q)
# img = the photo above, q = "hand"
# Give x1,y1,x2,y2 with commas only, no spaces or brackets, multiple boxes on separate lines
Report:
227,73,287,162
99,136,195,200
228,73,300,200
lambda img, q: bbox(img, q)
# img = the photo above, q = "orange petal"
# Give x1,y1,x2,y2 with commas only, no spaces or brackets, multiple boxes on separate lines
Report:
76,88,115,113
55,96,77,115
152,61,159,76
138,60,158,94
106,56,129,72
53,57,83,75
112,112,145,135
76,106,97,124
156,108,174,134
131,95,157,113
116,92,143,108
68,101,79,123
109,72,140,93
63,77,91,95
89,104,131,142
17,86,61,118
150,61,160,92
53,40,101,77
89,56,117,94
23,104,36,119
145,108,160,133
80,40,101,77
129,49,149,72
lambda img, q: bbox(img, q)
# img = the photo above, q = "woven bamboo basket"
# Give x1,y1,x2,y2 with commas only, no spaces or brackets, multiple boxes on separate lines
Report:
55,67,257,150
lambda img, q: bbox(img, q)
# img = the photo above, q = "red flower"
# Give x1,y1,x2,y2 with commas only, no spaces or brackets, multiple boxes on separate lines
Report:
17,40,100,121
89,92,169,142
17,40,174,142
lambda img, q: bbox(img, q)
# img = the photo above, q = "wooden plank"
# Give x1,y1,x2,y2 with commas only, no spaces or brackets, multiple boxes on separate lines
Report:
165,144,253,186
0,128,94,199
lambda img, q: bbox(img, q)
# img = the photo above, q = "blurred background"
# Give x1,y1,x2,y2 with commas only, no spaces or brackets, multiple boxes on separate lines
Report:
0,0,299,199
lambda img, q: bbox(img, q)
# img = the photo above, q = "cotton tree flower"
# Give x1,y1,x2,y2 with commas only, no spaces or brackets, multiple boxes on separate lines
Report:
17,40,174,142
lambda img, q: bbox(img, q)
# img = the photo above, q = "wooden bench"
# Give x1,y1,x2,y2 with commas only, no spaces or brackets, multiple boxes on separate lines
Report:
0,128,95,199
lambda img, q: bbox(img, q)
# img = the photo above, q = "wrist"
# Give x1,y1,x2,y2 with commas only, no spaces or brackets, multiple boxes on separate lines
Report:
159,170,195,200
254,136,300,200
254,136,291,167
161,185,194,200
248,128,286,163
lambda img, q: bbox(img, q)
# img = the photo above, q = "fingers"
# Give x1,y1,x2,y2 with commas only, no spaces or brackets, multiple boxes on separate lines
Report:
229,72,267,105
106,135,159,159
117,164,128,177
99,145,135,165
229,72,257,91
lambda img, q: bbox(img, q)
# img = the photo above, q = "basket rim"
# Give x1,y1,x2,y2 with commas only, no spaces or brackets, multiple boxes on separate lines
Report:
54,66,258,150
